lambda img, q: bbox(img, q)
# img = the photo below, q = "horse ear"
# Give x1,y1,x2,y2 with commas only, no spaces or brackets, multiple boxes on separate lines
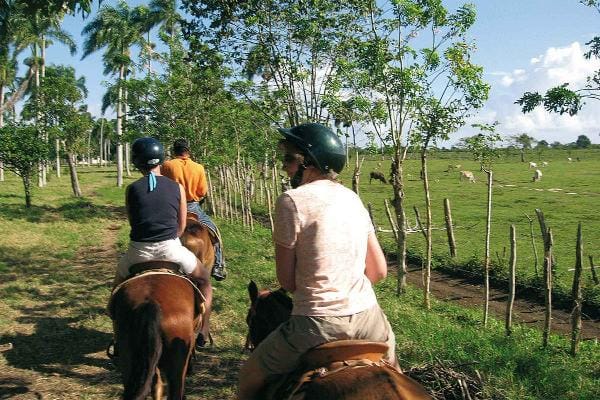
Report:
248,280,259,303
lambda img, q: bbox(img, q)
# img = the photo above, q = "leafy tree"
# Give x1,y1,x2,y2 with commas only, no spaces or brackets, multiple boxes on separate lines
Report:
575,134,592,148
511,133,536,162
182,0,363,126
516,1,600,115
23,65,90,196
536,139,549,148
340,1,489,301
0,123,49,207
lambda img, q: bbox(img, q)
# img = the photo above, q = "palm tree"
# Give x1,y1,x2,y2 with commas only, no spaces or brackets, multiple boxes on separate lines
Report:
149,0,181,44
82,1,153,187
15,7,76,185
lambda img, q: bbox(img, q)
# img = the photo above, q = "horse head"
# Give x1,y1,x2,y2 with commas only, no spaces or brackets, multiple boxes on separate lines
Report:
181,212,216,269
246,280,293,349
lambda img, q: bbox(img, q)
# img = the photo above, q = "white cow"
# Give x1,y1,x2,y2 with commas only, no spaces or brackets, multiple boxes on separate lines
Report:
532,169,542,182
529,162,537,168
567,157,573,162
541,161,548,167
459,170,476,183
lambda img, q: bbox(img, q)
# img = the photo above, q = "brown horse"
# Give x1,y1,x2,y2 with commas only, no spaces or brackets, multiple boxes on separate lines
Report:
109,212,216,400
246,281,432,400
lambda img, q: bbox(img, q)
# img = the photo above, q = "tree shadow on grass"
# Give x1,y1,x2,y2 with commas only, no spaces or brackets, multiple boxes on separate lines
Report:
3,311,116,383
186,345,244,397
0,199,125,223
0,377,43,400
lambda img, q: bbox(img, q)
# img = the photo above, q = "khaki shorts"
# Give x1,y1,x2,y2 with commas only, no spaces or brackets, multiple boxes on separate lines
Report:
251,304,396,378
117,238,198,278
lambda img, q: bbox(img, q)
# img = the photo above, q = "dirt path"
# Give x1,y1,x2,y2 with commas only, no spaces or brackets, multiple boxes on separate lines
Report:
403,265,600,340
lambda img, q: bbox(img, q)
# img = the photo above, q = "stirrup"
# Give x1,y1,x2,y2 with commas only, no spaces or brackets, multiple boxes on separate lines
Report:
106,340,117,359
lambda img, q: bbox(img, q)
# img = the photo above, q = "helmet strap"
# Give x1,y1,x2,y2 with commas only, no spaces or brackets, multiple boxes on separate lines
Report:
290,164,306,189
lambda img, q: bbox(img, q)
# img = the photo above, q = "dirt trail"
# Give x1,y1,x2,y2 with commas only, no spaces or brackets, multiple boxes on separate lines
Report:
403,265,600,340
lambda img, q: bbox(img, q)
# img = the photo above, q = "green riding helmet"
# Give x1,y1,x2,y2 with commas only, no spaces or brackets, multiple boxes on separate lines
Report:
278,123,346,173
132,137,164,169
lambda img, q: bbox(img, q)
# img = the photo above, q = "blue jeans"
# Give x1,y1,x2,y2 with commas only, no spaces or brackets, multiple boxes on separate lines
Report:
186,202,224,269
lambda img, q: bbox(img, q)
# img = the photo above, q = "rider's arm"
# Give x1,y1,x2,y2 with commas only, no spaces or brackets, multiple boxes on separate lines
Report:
177,183,187,238
364,232,387,284
275,243,296,292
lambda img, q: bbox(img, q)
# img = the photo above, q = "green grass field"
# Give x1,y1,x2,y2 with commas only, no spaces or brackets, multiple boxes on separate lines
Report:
347,149,600,308
0,159,598,399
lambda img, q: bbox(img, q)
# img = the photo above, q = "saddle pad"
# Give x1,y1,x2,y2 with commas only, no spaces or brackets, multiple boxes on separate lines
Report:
108,271,206,319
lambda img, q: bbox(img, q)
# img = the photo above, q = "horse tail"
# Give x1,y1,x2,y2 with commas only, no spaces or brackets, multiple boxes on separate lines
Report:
121,301,162,400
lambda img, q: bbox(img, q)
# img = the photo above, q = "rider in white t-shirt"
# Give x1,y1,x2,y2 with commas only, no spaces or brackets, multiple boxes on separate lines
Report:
237,123,397,400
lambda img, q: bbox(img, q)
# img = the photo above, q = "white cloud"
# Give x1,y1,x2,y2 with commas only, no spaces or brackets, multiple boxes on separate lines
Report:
466,41,600,145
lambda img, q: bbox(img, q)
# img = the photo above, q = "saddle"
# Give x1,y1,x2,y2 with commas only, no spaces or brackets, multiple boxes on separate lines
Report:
263,340,395,400
108,261,206,319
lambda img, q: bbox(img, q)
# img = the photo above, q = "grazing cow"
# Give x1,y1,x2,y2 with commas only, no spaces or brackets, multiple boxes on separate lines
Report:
445,164,462,173
369,171,388,184
567,157,573,162
532,169,542,182
528,162,537,168
541,161,548,167
459,170,476,183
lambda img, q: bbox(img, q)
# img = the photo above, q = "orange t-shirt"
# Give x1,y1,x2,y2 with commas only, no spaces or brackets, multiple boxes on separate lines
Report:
162,156,207,202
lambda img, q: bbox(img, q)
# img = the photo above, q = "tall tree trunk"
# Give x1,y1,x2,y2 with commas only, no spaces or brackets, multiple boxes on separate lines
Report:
66,152,82,197
22,173,32,208
34,44,44,188
124,86,131,177
40,37,48,185
483,169,493,326
391,147,408,294
0,83,4,182
421,148,432,310
87,129,91,165
99,119,104,167
125,142,131,176
116,64,125,187
55,139,61,177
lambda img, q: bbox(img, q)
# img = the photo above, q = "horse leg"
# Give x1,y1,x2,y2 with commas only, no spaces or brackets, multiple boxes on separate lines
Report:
152,368,163,400
190,262,213,347
163,336,193,400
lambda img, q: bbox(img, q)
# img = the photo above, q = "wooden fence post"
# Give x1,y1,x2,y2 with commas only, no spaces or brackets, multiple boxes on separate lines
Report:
367,203,377,232
543,227,553,348
384,199,399,241
266,187,274,233
589,255,599,285
444,198,457,258
506,224,516,336
535,208,552,347
571,223,583,356
524,213,539,277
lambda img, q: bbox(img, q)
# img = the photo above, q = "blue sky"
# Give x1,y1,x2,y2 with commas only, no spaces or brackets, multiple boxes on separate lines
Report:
35,0,600,146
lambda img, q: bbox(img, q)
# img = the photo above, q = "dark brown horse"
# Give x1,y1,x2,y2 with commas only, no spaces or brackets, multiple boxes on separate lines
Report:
109,212,216,400
246,281,432,400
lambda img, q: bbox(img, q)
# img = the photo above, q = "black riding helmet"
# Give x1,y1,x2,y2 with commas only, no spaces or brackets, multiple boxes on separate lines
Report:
132,137,164,169
277,123,345,173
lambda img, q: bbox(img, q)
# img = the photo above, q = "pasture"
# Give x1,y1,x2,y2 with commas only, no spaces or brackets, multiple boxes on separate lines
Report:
354,149,600,307
0,158,599,399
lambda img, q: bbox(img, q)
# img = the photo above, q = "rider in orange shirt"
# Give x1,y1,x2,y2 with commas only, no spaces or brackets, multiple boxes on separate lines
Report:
162,139,227,281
